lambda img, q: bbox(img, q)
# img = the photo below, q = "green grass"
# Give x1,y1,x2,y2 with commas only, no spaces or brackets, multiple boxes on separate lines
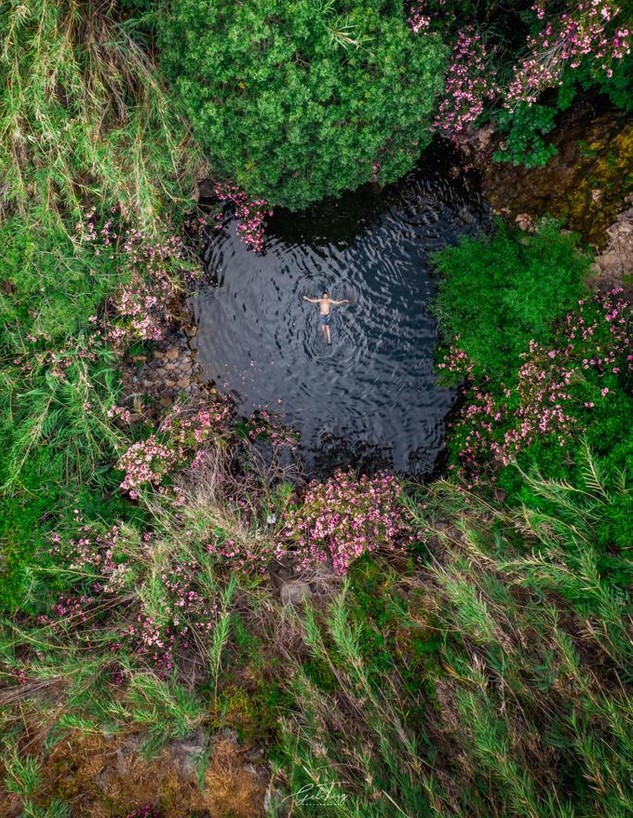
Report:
0,0,203,232
273,462,632,817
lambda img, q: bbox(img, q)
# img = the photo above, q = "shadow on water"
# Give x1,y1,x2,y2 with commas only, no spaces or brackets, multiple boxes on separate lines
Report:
192,139,491,479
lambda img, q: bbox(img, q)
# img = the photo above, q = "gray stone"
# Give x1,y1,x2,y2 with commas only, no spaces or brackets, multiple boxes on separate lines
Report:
280,580,311,606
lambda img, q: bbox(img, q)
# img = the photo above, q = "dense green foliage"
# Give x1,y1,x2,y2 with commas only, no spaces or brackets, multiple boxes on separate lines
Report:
493,102,559,168
0,217,128,611
433,223,632,551
434,220,590,378
158,0,447,209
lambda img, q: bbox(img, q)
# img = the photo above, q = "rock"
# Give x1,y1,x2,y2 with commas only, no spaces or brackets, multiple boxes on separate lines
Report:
169,727,207,777
515,212,536,232
280,580,311,606
177,377,191,389
165,348,180,361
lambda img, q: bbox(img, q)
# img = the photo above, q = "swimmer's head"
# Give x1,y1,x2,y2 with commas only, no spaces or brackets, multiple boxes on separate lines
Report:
322,292,329,298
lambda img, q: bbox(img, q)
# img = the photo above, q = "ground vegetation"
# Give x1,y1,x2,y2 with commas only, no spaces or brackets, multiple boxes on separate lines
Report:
0,2,631,816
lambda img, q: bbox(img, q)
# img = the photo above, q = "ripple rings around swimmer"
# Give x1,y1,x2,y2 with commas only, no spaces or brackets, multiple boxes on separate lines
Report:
193,144,491,478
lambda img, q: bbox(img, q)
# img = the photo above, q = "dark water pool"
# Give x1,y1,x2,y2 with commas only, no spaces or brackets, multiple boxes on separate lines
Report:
192,143,490,477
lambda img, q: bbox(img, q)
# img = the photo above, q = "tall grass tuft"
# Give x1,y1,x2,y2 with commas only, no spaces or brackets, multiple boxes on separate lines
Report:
0,0,205,231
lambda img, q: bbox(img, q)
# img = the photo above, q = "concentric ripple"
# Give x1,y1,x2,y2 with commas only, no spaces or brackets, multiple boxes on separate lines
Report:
192,146,490,477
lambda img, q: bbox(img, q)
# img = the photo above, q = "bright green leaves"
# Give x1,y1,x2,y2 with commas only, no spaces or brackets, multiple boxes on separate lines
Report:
158,0,448,209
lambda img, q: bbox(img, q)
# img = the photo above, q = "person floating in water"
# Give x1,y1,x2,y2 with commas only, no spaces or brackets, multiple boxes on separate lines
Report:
302,292,350,344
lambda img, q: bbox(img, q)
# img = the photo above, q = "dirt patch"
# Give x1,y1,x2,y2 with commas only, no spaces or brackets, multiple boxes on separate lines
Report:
1,730,267,818
464,109,633,248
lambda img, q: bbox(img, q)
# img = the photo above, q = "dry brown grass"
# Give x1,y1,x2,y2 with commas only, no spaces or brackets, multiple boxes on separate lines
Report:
1,731,266,818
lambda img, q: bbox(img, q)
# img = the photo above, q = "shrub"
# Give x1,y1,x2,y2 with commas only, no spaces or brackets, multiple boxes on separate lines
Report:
493,101,558,168
433,220,591,380
158,0,447,209
279,470,413,575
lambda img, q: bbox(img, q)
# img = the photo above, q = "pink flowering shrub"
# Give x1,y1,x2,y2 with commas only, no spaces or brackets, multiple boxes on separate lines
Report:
117,399,234,496
277,470,413,576
213,181,272,253
76,207,202,346
443,289,632,478
117,435,181,498
505,0,630,108
239,409,299,449
163,403,233,449
44,525,220,677
433,27,497,137
406,1,630,151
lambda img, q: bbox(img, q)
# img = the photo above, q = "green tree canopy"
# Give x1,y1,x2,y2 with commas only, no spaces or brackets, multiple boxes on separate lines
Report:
158,0,447,209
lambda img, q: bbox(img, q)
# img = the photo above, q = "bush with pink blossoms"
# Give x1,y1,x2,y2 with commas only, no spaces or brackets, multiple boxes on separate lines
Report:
117,435,182,498
116,399,234,497
44,523,222,676
76,208,202,347
505,0,630,109
238,409,299,450
432,27,497,138
407,1,631,161
213,181,272,254
162,402,233,450
278,470,413,576
443,289,632,480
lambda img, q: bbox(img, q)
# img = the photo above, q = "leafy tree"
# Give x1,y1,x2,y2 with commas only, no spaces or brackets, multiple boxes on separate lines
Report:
158,0,447,209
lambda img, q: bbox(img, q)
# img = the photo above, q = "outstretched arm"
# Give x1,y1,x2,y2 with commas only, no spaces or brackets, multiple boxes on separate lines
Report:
330,298,350,305
302,296,319,303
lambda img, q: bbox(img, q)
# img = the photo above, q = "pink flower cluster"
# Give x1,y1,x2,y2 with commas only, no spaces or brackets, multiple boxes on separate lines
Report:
107,405,133,424
117,435,181,497
213,181,272,253
76,207,201,347
433,28,497,136
46,524,221,676
124,561,218,673
243,409,299,449
407,2,432,34
278,470,413,575
163,402,232,451
505,1,630,107
437,335,474,378
445,289,631,476
406,0,447,34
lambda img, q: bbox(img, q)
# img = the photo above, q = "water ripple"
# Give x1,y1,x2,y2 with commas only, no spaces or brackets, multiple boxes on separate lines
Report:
192,146,490,477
